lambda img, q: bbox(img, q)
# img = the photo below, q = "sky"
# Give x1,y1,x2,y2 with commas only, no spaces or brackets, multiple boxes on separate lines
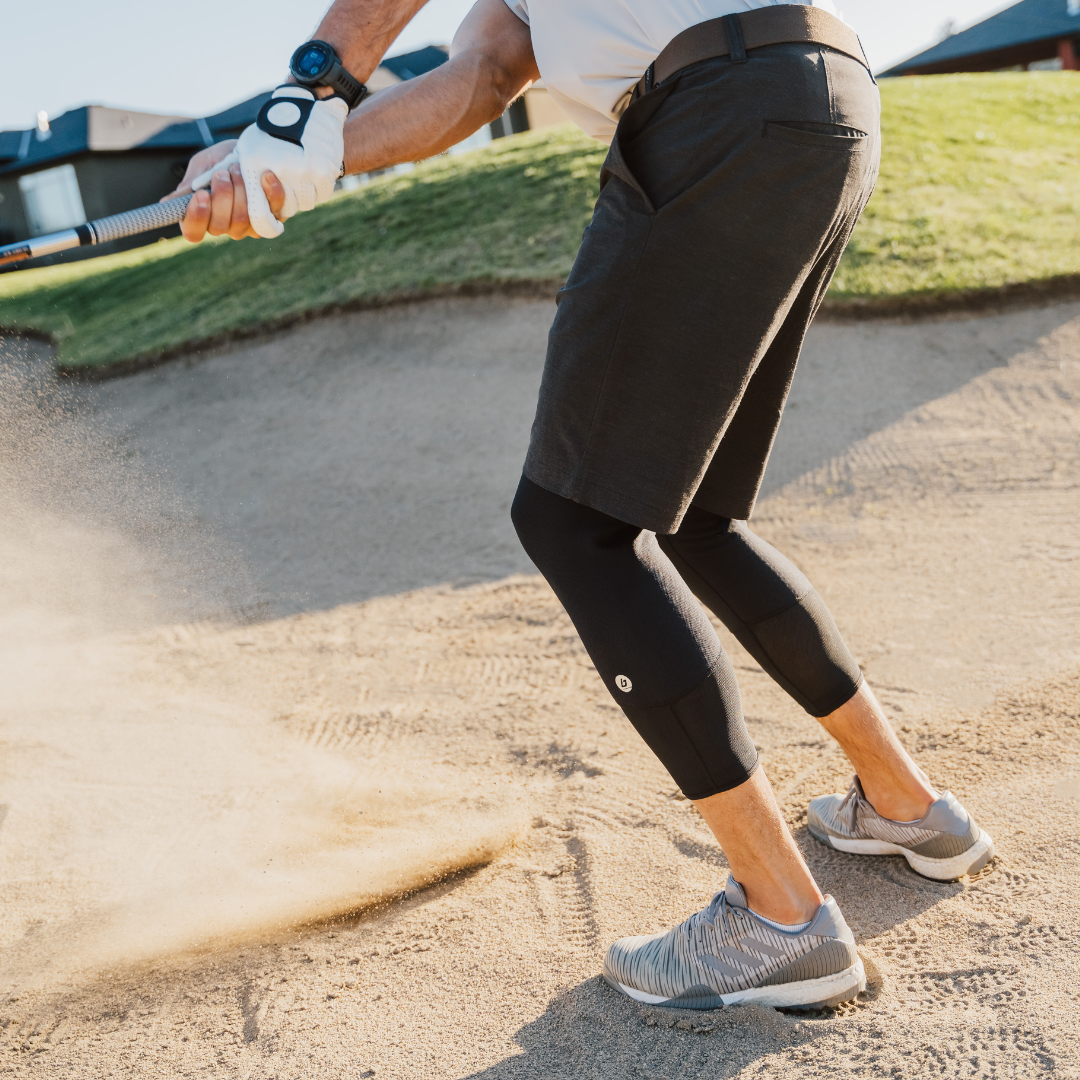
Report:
2,0,1016,132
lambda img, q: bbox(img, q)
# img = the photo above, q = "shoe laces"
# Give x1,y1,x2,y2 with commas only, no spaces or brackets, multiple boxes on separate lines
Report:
685,889,734,941
838,782,864,832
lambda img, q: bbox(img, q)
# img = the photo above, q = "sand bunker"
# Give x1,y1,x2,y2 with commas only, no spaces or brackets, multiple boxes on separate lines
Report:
1,298,1079,1078
0,349,524,993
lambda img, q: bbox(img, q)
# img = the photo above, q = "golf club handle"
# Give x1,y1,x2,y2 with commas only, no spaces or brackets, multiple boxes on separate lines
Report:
0,148,245,268
0,194,194,268
87,150,240,244
84,195,195,245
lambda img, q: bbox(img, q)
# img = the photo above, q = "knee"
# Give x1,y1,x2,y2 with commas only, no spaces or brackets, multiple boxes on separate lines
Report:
659,503,738,561
511,475,635,575
510,476,560,566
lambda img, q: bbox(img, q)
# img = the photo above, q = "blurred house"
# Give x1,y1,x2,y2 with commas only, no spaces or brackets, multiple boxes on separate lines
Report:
0,46,567,265
0,94,270,262
882,0,1080,76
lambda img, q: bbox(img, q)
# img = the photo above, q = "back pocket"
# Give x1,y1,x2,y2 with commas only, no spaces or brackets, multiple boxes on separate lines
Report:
764,121,868,150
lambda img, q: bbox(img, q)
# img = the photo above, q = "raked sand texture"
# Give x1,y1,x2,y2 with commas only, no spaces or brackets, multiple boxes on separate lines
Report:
1,297,1079,1079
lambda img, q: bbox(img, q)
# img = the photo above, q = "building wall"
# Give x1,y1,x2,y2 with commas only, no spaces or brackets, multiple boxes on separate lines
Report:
0,176,30,245
0,150,191,264
523,87,566,131
72,151,187,223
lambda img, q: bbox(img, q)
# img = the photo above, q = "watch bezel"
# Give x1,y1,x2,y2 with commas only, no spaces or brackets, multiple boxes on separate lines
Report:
290,40,335,85
289,39,368,110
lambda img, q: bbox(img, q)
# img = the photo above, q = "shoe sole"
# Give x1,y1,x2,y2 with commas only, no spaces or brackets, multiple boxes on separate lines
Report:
605,958,866,1011
809,826,994,881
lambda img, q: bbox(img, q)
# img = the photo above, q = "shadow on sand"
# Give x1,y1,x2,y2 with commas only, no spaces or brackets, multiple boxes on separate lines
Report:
5,297,1077,619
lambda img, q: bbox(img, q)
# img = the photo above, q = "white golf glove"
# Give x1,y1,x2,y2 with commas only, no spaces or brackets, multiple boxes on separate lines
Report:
237,85,348,238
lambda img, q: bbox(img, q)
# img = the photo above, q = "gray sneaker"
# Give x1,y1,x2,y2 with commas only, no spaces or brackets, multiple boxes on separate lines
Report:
602,876,865,1010
808,776,994,881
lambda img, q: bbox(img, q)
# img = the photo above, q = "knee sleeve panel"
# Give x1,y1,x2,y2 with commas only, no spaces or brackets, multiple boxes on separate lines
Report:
659,505,862,717
750,589,864,716
512,476,755,799
512,476,722,705
622,664,759,800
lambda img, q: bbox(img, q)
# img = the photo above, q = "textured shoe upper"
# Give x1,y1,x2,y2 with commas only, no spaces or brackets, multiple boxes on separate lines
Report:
603,875,858,1001
808,777,982,858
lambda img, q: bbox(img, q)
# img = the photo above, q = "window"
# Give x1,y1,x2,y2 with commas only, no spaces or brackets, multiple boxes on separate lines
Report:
18,164,86,236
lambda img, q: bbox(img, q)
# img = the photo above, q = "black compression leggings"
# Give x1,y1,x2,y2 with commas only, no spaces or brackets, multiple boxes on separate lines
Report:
511,477,863,800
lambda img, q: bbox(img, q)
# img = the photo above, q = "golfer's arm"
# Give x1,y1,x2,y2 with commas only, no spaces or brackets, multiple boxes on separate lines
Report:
342,0,539,175
309,0,431,83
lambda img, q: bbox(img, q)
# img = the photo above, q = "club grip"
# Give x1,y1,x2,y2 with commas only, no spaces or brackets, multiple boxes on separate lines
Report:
87,195,194,245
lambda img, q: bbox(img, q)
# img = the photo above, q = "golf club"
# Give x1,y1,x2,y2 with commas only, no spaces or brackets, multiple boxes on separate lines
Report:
0,150,241,269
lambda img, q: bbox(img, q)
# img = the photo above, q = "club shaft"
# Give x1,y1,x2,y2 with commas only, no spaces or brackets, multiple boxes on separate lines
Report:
0,194,195,268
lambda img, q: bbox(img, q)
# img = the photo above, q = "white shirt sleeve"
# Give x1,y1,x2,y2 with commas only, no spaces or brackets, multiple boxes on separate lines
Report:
502,0,530,25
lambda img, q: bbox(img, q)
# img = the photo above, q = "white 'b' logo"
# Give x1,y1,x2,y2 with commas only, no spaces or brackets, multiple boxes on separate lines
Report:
615,675,632,693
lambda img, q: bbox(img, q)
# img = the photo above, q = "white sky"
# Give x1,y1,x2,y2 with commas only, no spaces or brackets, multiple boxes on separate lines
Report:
3,0,1015,132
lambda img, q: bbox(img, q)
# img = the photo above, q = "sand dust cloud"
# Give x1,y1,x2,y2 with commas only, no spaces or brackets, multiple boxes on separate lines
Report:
0,342,526,995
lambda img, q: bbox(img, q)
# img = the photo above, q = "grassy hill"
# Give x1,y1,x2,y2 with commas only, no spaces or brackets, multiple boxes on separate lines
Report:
3,71,1080,371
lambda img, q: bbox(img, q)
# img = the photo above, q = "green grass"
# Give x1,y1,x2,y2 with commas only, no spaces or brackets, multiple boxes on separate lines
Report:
4,71,1080,369
832,71,1080,297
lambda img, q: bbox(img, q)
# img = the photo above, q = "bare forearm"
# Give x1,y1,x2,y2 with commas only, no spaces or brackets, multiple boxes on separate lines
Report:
343,48,529,173
309,0,430,82
174,0,536,241
339,0,538,174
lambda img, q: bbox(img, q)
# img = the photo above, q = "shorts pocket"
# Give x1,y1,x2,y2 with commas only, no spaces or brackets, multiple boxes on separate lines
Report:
764,121,868,150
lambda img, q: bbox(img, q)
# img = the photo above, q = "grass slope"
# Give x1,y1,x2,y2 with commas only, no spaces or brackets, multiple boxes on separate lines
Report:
3,71,1080,369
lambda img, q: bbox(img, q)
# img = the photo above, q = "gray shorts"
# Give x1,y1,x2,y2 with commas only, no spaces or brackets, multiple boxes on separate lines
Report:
523,42,881,533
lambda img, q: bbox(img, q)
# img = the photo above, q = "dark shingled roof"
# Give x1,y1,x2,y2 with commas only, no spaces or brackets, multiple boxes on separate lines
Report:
135,46,449,152
0,108,90,173
883,0,1080,75
0,45,450,174
379,44,449,81
139,92,273,150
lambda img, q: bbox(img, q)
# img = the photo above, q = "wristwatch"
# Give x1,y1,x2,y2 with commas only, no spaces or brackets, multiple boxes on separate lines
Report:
289,40,368,110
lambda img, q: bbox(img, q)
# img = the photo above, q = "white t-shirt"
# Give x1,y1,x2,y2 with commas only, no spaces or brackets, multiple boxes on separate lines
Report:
503,0,842,143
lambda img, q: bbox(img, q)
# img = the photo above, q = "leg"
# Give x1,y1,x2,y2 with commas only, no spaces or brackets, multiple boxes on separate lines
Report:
818,683,935,821
511,477,821,922
695,770,821,923
659,507,989,876
660,506,934,819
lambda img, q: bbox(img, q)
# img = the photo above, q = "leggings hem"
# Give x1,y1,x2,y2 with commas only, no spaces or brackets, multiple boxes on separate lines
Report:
681,760,763,802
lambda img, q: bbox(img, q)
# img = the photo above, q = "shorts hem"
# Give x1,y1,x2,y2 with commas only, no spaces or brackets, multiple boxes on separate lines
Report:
523,457,684,534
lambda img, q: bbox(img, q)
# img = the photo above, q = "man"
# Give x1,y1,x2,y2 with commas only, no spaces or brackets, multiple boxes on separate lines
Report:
171,0,993,1010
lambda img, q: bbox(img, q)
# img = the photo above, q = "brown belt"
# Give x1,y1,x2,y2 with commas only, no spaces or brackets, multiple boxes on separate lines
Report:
632,5,870,101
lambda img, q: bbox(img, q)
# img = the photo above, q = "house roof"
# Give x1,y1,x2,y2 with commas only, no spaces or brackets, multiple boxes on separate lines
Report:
0,45,451,177
0,105,189,175
138,92,273,150
882,0,1080,75
0,107,88,173
379,44,448,81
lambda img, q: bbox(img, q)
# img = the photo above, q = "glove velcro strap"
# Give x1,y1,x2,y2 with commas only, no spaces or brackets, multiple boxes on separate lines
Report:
256,97,315,147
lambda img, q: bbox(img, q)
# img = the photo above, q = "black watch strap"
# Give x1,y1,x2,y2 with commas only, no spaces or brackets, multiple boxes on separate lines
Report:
290,40,368,110
324,59,367,110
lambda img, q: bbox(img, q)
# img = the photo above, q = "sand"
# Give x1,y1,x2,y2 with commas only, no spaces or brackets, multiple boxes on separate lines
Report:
1,296,1079,1079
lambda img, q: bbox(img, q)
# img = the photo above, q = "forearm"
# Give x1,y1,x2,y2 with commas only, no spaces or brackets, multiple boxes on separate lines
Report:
338,0,537,175
342,47,530,174
173,0,535,241
309,0,430,82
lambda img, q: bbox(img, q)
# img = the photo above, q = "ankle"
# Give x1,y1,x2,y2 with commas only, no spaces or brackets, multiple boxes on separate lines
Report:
861,780,936,822
741,881,822,925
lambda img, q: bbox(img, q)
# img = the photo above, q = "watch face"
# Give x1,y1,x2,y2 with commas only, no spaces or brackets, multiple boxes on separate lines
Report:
295,43,331,79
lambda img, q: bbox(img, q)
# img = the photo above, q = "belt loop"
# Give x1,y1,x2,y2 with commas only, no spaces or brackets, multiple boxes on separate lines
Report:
723,13,748,63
